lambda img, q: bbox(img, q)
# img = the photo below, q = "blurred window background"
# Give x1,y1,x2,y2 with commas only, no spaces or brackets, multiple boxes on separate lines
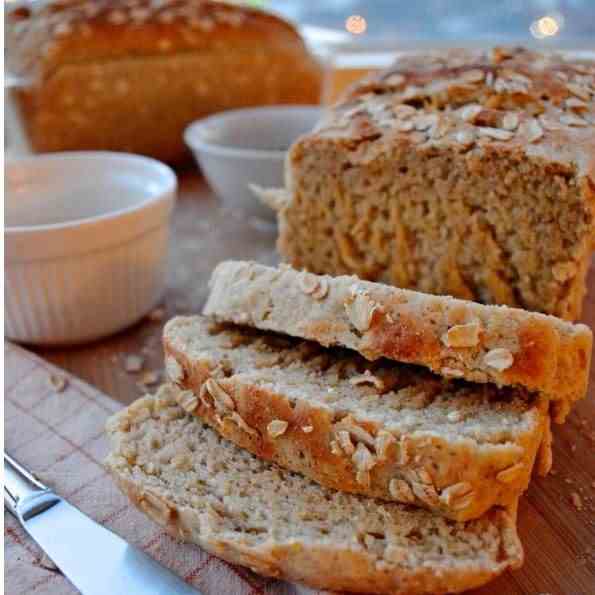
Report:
264,0,595,49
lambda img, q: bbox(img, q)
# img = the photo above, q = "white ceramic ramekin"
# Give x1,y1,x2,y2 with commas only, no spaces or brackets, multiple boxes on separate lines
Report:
5,152,177,345
184,106,322,221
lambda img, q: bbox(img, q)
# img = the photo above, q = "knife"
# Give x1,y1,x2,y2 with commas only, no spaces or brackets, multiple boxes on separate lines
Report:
4,453,199,595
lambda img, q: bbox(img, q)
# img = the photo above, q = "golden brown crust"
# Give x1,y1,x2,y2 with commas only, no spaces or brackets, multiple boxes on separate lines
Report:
7,0,307,78
163,320,548,521
203,261,593,421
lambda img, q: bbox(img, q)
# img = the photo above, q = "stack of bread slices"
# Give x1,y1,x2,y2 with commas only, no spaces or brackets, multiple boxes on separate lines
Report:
106,260,592,594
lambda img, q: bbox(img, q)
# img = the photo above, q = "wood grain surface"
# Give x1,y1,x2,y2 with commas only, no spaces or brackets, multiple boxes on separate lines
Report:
35,170,595,595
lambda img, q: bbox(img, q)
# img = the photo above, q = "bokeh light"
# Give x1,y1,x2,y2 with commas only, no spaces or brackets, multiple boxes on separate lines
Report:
345,14,367,35
530,14,563,39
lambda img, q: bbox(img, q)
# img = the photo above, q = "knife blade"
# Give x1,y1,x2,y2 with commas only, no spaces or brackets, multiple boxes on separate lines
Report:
5,453,200,595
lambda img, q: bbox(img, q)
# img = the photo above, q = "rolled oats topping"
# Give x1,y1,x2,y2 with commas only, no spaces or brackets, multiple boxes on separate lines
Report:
454,128,476,146
335,416,375,448
496,461,524,484
393,104,416,119
205,378,235,411
310,277,329,300
345,289,380,333
267,419,288,438
460,104,483,123
336,430,355,455
520,118,543,143
298,271,319,295
566,82,591,101
352,442,377,476
441,322,481,348
230,412,258,436
414,113,438,131
477,126,514,141
441,367,465,378
389,478,415,503
440,482,475,511
461,68,485,83
165,356,183,383
566,97,588,112
501,112,519,131
375,430,396,461
176,389,198,414
560,113,588,127
411,478,439,506
484,348,514,371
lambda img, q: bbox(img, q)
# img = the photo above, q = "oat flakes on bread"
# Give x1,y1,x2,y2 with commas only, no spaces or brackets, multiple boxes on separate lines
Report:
105,384,524,595
276,47,595,320
163,315,550,520
203,260,592,423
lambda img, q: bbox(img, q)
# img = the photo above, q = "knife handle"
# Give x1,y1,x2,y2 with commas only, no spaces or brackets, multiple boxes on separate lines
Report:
4,453,58,520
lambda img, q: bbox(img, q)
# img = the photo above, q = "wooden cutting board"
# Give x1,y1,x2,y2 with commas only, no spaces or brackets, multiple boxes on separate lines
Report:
36,171,595,595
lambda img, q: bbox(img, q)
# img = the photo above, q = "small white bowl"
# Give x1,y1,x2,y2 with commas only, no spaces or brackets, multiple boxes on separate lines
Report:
184,106,322,221
5,152,177,345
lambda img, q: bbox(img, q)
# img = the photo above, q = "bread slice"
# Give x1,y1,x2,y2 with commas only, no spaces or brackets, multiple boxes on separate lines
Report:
105,385,524,595
163,315,549,521
203,260,592,423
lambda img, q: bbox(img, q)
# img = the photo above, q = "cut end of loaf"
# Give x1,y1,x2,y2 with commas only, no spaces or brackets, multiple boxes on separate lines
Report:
280,47,595,322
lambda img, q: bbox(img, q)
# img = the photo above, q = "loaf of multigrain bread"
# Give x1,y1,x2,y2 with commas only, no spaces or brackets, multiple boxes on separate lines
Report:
163,315,550,520
6,0,322,162
105,385,524,594
203,261,592,423
276,47,595,320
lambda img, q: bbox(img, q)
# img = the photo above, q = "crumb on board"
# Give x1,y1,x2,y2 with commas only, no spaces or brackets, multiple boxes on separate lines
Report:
138,370,160,386
48,374,67,392
124,354,144,373
148,307,165,322
571,492,583,511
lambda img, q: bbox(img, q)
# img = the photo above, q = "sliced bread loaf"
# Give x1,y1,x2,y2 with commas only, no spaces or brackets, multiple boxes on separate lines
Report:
203,260,592,422
163,315,549,521
105,385,524,594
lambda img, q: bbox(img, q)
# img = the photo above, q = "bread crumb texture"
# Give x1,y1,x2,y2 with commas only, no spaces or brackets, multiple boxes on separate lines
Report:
162,315,548,520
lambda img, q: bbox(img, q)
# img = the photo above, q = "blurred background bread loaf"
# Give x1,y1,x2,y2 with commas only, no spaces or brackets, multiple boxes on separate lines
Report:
6,0,324,163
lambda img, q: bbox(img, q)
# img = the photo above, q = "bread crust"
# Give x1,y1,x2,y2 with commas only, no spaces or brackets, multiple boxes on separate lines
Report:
203,261,592,422
164,315,549,521
7,0,312,78
106,391,524,595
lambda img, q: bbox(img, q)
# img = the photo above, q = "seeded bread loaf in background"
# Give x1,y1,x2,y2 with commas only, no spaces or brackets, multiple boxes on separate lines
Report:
163,315,549,521
6,0,322,163
203,261,592,423
106,385,524,594
277,47,594,320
